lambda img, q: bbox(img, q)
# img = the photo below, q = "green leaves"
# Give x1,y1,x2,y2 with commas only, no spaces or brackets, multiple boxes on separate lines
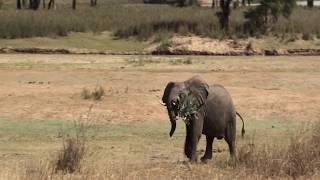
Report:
244,0,297,35
176,90,200,125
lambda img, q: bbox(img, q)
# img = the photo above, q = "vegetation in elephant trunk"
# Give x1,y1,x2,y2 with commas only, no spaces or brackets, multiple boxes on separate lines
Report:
176,89,202,125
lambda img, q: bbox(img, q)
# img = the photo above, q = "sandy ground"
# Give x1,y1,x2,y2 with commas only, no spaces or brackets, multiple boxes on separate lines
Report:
0,54,319,124
0,54,319,179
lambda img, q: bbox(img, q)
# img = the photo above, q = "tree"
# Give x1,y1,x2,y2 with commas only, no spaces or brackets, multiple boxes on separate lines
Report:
17,0,22,9
90,0,97,7
212,0,219,8
29,0,40,10
216,0,233,32
48,0,55,9
307,0,314,8
244,0,296,35
72,0,76,10
22,0,26,8
242,0,252,6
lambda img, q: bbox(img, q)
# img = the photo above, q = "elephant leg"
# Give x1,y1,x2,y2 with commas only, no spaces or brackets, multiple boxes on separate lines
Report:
225,121,236,158
201,136,214,162
184,124,192,159
184,116,203,162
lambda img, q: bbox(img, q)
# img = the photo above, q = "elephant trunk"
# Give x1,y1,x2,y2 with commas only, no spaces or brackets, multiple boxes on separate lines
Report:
168,109,176,137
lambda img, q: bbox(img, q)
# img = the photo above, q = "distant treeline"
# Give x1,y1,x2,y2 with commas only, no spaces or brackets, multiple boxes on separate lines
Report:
0,1,319,40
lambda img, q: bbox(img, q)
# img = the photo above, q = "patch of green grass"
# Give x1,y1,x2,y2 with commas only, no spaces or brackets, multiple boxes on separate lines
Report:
126,56,162,66
169,57,193,65
0,32,148,51
0,116,301,145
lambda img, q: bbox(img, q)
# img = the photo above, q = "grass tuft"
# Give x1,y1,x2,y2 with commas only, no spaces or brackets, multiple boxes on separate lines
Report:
55,122,87,173
81,86,105,101
236,122,320,178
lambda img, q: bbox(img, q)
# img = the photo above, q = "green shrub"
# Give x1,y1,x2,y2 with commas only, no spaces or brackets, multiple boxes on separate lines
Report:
244,0,296,35
302,32,313,41
156,38,173,52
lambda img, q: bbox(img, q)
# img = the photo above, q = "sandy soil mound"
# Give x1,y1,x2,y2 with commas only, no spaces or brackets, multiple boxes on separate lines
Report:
150,36,320,56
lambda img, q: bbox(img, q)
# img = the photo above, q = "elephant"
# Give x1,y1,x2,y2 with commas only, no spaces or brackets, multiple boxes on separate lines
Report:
161,76,245,162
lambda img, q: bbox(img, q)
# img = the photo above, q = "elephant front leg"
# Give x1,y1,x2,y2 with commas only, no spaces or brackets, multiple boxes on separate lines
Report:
184,124,192,159
190,133,201,162
184,116,203,162
201,136,214,162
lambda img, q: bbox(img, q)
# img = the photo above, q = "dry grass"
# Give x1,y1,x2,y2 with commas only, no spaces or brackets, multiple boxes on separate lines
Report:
236,123,320,178
12,122,320,180
0,55,319,179
81,86,105,101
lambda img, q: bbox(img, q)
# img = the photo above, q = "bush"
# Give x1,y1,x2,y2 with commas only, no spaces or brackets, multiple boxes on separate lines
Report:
302,32,313,40
55,136,86,173
55,122,87,173
81,86,105,101
156,38,173,52
244,0,296,35
81,88,91,100
91,86,105,100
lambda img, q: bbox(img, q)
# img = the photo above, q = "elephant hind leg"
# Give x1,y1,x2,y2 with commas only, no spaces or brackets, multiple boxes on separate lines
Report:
201,136,214,162
225,121,236,158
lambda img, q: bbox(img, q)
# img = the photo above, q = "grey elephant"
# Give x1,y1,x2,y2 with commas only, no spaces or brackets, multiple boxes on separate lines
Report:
161,76,245,162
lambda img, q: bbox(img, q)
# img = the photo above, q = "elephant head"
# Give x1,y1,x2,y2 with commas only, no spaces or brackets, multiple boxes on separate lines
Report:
161,76,209,137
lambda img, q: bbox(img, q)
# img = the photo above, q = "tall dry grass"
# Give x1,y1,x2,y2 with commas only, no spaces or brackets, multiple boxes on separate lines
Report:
0,3,319,39
237,123,320,178
8,122,318,179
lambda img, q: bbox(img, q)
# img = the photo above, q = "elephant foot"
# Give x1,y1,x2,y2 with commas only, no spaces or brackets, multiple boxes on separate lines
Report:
190,157,197,163
200,155,212,163
189,154,198,163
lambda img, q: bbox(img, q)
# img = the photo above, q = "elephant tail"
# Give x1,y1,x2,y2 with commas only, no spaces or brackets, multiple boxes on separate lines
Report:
236,111,245,138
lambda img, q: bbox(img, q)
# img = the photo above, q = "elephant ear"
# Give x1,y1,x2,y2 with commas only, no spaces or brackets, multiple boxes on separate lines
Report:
162,82,175,105
184,76,209,109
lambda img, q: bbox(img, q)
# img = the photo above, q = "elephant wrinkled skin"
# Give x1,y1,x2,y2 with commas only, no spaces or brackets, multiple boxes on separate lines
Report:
161,76,245,162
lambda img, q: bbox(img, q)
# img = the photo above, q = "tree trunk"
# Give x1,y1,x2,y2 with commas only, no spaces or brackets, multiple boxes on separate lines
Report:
307,0,314,8
90,0,97,6
43,0,45,9
188,0,195,6
242,0,245,6
29,0,40,10
211,0,215,8
22,0,26,8
218,0,232,32
17,0,22,9
48,0,55,9
247,0,251,6
72,0,76,10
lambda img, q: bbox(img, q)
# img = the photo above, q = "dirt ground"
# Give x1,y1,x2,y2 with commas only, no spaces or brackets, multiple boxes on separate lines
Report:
0,54,319,123
0,54,319,179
